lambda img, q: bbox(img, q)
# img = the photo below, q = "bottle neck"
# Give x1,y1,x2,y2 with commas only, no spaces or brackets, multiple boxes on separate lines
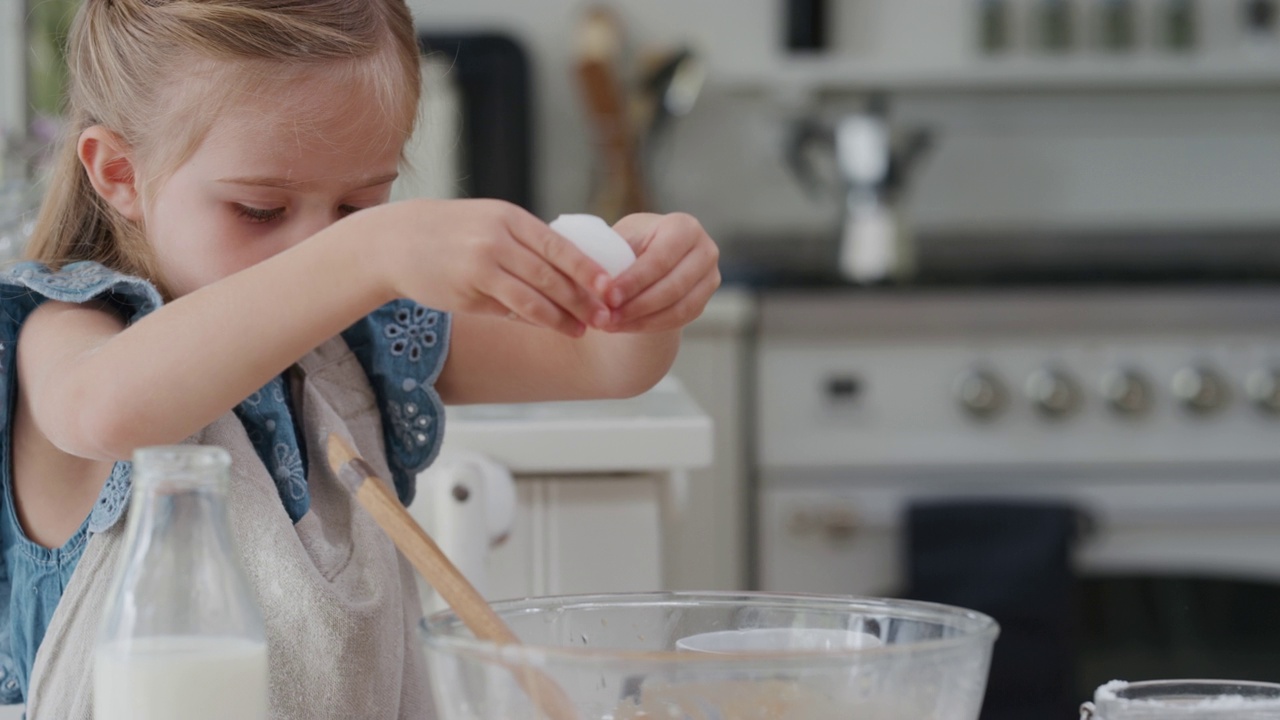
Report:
132,446,232,494
124,480,235,561
99,446,263,645
124,446,237,580
124,446,238,574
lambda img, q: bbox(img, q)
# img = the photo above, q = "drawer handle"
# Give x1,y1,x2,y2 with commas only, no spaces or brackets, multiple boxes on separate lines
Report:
789,509,860,542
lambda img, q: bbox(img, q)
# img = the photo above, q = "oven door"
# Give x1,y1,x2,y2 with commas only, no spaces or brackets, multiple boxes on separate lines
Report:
759,467,1280,695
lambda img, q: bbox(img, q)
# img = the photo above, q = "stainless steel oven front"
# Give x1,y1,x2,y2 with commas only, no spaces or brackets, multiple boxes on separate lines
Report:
755,288,1280,714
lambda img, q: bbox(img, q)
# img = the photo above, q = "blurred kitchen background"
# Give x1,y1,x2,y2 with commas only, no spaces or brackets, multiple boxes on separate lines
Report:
8,1,1280,718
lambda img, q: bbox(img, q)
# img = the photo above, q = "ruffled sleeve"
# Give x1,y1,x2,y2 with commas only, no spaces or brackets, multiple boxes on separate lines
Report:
0,261,163,537
342,300,451,506
2,260,162,322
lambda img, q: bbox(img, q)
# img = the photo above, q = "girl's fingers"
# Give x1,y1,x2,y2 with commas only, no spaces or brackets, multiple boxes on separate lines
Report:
488,271,587,338
471,294,538,327
605,213,705,308
605,242,718,326
470,294,512,318
610,212,665,250
497,240,605,327
504,208,611,297
604,240,689,310
607,269,721,334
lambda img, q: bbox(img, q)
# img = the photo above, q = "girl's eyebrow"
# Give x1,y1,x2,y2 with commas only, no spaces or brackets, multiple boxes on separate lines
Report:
217,173,400,190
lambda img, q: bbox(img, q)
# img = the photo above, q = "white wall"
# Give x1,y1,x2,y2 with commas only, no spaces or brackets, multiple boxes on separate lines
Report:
6,0,1280,238
0,0,27,139
406,0,832,239
408,0,1280,243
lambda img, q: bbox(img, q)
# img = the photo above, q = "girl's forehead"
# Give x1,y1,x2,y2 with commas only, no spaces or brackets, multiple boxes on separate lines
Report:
194,80,407,179
231,75,404,152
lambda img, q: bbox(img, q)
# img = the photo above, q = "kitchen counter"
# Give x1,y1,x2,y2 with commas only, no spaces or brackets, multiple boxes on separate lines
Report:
440,374,713,474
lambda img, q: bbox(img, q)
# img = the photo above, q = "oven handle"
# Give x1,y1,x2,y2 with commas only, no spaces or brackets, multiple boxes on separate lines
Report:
789,508,862,542
776,489,1280,532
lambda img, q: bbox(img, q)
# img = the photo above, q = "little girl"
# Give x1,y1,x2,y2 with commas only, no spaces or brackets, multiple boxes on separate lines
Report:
0,0,720,717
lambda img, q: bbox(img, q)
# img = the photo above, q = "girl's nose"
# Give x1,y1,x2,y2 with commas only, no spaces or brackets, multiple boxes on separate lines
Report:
293,213,339,245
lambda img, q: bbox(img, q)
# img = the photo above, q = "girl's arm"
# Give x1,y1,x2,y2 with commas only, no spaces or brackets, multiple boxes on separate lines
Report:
436,212,721,404
19,199,607,461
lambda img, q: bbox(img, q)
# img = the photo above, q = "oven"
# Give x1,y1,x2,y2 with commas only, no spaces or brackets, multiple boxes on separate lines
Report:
755,287,1280,717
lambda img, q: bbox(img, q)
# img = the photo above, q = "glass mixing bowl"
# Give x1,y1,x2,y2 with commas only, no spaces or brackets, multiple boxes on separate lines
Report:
1081,680,1280,719
421,592,999,720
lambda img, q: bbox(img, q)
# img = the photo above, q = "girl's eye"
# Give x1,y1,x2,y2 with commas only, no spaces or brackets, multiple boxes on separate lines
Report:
234,204,285,224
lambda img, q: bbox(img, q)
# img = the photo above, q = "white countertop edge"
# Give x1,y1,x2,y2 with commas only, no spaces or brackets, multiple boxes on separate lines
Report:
687,287,757,333
440,415,714,474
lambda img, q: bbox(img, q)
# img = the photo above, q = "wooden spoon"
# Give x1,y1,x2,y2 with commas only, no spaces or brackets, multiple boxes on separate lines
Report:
575,5,648,222
327,434,579,720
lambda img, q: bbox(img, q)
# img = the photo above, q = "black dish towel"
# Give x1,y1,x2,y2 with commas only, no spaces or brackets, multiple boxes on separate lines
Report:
905,500,1081,720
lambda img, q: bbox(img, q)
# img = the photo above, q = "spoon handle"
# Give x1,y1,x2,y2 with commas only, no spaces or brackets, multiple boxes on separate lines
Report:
327,434,579,720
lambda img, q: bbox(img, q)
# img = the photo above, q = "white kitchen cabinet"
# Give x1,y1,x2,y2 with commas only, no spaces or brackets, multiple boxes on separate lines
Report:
412,378,711,610
487,474,664,599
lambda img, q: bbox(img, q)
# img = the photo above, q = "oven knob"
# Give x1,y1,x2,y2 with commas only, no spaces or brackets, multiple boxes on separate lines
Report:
1172,366,1229,415
1245,368,1280,415
1026,368,1080,418
954,370,1006,419
1100,368,1151,417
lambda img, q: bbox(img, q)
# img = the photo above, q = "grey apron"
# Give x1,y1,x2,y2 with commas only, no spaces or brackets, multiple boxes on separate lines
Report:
24,337,433,719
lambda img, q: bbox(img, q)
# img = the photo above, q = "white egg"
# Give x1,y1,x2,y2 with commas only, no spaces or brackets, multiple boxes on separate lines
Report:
550,214,637,277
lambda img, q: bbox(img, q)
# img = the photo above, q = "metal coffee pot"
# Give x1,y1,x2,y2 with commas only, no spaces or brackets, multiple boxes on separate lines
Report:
787,96,931,284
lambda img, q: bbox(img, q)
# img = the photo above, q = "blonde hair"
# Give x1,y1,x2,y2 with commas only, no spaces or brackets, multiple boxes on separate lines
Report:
26,0,421,290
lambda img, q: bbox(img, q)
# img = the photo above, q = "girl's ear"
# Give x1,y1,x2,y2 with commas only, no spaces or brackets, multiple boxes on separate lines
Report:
78,126,143,221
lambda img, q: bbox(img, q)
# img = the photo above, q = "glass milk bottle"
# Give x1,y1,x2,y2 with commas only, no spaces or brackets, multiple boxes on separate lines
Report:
95,446,268,720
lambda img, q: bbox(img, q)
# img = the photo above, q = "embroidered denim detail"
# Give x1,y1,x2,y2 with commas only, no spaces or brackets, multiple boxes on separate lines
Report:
8,261,162,318
343,300,451,506
383,304,440,363
0,652,19,704
233,376,310,523
88,462,132,534
0,551,17,705
386,397,435,450
273,443,306,502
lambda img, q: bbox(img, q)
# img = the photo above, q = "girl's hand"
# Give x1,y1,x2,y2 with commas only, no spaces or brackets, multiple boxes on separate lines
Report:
595,213,721,333
374,199,610,338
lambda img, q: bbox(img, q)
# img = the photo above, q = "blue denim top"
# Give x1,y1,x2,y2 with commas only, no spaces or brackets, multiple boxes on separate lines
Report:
0,261,450,704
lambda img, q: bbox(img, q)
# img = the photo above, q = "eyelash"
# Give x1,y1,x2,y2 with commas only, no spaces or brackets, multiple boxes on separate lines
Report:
233,204,366,224
235,205,285,224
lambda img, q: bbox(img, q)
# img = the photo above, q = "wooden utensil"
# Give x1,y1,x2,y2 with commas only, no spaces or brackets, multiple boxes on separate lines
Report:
326,434,579,720
575,5,648,222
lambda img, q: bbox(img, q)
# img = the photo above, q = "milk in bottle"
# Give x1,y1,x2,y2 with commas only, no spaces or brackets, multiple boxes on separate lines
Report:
94,446,268,720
